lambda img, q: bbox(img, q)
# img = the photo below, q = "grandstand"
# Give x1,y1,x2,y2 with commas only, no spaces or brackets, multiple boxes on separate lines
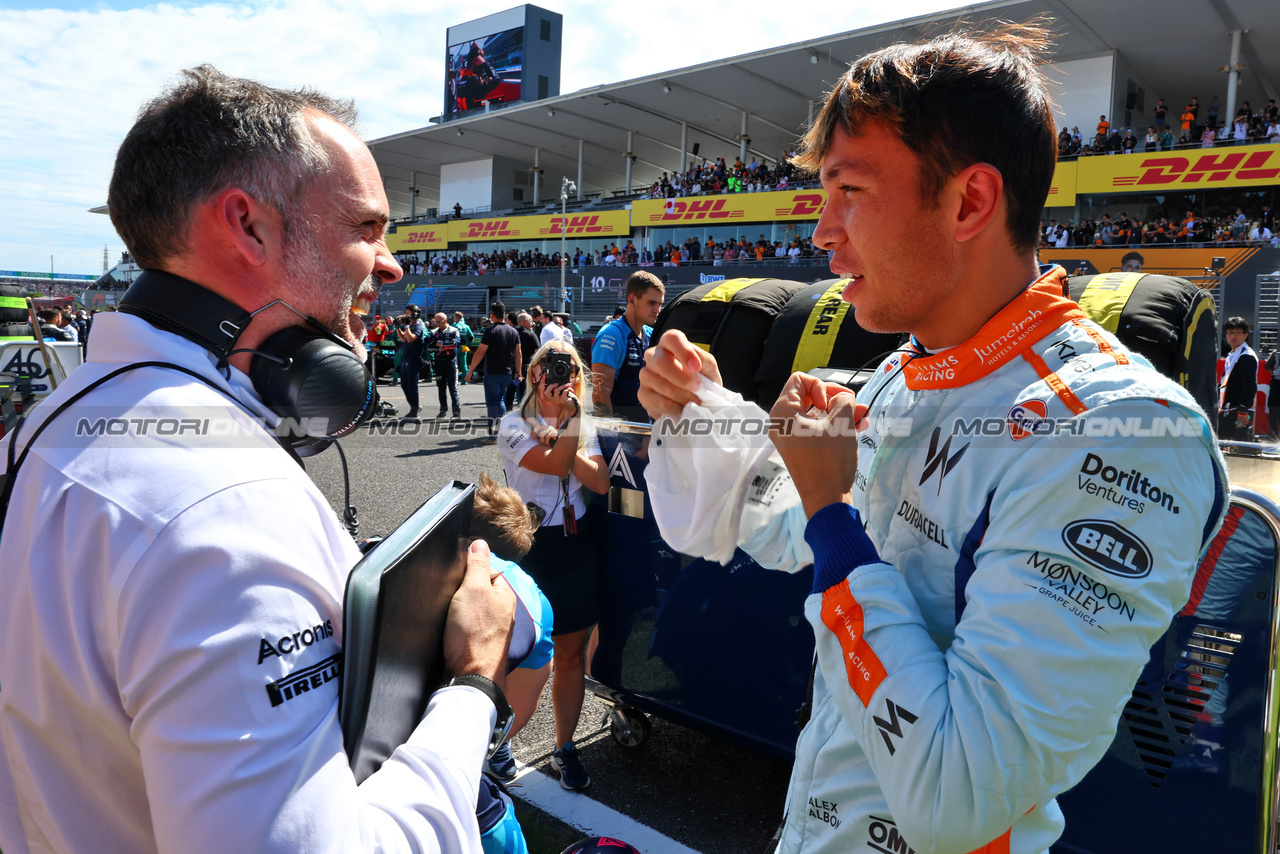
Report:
362,0,1279,342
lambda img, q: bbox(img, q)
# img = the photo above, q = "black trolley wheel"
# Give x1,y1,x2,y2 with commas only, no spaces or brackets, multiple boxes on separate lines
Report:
609,707,651,749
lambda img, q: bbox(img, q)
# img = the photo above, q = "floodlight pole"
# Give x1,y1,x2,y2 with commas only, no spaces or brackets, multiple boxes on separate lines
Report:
560,176,575,314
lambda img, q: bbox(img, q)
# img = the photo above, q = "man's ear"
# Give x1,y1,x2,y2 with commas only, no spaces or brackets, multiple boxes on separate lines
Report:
213,188,284,267
951,162,1004,244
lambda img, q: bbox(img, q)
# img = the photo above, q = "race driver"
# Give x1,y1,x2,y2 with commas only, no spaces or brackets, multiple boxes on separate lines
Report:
638,23,1228,854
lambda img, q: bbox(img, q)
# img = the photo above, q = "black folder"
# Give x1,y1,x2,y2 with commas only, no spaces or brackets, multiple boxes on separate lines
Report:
339,481,474,783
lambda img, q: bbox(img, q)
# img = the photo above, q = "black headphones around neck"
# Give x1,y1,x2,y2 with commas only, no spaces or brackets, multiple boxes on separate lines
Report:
118,269,377,455
1,270,376,541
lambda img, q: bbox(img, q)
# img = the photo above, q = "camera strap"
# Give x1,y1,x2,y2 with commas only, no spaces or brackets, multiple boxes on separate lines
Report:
560,475,577,536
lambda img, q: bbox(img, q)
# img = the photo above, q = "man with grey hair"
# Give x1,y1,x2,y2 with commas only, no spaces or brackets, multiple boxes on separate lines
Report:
0,66,514,854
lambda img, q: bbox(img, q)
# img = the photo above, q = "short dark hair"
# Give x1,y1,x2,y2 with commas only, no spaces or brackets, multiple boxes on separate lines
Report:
624,270,665,301
1224,316,1250,335
490,301,506,319
1120,251,1144,266
793,20,1057,252
108,65,358,270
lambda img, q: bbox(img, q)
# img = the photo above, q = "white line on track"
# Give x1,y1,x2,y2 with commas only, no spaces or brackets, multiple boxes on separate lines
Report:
507,764,703,854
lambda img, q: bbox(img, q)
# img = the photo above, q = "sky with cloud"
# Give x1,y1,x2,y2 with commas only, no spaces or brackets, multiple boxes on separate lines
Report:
0,0,961,276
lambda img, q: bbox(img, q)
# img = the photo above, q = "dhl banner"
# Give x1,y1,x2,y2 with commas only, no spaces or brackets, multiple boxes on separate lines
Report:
1070,143,1280,194
632,189,828,225
1040,246,1257,278
447,210,630,243
1046,159,1077,207
387,224,447,252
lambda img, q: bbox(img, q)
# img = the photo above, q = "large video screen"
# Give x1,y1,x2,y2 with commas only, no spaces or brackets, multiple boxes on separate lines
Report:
445,27,524,119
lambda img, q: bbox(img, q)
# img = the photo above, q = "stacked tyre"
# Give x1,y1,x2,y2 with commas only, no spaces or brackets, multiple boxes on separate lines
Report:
0,284,34,340
651,276,906,406
1067,272,1218,419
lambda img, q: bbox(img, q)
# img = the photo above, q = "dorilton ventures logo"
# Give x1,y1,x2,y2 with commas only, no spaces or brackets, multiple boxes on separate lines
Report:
1078,452,1180,515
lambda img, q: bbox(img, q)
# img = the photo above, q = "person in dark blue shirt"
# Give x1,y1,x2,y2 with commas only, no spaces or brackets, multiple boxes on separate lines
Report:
590,271,664,420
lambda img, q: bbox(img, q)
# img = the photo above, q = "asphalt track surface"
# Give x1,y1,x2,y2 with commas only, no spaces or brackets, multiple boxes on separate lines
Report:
305,375,792,854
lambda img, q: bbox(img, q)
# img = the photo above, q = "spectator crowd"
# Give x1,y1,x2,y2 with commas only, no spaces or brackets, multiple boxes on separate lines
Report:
643,153,813,199
1060,97,1280,157
394,233,828,275
1041,203,1277,250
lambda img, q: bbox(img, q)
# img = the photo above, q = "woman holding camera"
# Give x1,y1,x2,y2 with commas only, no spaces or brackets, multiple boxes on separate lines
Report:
498,340,609,791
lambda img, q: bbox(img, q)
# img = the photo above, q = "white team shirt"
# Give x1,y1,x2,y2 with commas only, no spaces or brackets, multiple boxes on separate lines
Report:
0,312,493,854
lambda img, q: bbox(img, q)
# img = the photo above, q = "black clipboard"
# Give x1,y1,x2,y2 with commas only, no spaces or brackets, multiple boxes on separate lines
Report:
339,481,474,783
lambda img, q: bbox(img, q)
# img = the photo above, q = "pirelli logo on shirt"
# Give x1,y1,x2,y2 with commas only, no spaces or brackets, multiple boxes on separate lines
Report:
266,654,341,708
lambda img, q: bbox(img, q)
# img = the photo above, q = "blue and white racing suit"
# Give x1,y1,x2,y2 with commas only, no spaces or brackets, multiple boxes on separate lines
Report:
656,267,1229,854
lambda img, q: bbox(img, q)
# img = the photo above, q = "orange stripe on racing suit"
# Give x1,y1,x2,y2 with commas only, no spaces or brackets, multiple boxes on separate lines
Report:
1021,350,1089,415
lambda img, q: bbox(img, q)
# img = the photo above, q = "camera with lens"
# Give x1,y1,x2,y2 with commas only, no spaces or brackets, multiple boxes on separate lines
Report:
543,351,575,385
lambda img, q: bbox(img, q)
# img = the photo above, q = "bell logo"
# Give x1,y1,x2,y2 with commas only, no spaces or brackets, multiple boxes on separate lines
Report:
1062,519,1152,578
775,192,826,217
1120,150,1280,187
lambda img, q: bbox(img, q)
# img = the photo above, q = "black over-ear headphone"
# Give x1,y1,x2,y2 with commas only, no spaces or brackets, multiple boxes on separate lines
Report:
1,270,376,540
117,269,377,452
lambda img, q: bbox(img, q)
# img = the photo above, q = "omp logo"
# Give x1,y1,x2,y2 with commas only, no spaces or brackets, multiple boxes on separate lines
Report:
265,654,341,707
608,442,636,488
873,699,918,756
540,215,607,236
1062,520,1152,578
866,817,917,853
1117,150,1280,187
403,231,439,244
918,426,969,495
1008,399,1048,441
648,199,743,221
775,193,825,217
461,221,516,238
